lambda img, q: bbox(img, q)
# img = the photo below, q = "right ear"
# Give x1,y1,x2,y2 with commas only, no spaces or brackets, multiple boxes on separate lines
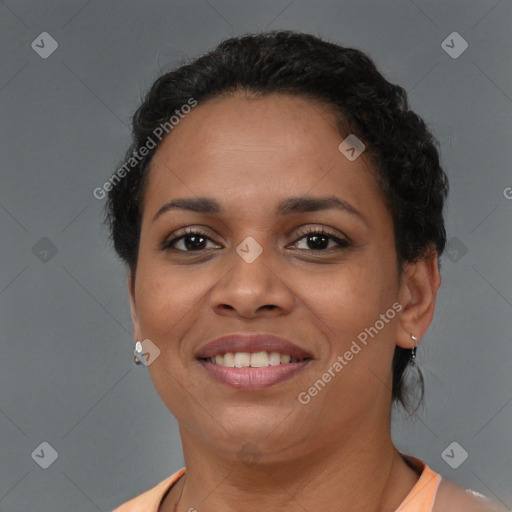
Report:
127,272,141,342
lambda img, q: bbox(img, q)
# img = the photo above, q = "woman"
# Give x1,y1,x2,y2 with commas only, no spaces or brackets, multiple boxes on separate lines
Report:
107,31,505,512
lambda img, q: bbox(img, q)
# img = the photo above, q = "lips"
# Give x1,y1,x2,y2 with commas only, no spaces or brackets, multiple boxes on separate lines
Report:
195,332,313,390
195,332,313,360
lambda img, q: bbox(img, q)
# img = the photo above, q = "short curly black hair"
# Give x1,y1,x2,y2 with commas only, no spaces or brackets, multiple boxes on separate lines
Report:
104,30,448,412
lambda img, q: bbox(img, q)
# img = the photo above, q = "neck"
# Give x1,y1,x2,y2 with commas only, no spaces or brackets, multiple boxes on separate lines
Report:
162,417,420,512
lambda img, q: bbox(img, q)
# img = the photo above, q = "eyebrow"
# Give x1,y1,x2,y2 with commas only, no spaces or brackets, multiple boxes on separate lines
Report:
152,195,368,225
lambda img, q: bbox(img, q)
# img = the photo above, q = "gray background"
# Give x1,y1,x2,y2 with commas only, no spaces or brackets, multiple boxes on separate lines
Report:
1,1,511,511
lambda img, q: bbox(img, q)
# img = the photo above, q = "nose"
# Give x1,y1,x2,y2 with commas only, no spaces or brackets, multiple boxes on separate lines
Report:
209,238,294,319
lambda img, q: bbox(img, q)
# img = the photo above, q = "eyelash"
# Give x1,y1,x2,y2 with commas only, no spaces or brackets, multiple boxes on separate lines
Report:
160,226,351,253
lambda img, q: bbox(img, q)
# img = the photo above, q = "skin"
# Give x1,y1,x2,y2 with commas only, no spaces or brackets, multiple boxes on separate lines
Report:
127,93,499,511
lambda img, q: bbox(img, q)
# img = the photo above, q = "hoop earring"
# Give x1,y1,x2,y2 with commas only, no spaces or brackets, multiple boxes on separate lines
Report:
410,334,418,366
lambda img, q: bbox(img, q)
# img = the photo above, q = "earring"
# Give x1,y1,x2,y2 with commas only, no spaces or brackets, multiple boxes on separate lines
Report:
133,341,143,365
410,335,418,365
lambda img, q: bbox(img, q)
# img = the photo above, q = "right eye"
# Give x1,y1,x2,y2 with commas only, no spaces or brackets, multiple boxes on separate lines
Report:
160,227,222,253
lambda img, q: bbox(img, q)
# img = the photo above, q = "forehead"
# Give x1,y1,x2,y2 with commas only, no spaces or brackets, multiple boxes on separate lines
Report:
152,92,346,165
142,93,385,223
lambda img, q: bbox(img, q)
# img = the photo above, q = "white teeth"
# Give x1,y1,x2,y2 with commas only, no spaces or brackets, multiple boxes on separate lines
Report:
268,352,281,366
280,354,291,364
234,352,251,368
207,351,304,367
250,351,269,367
223,352,235,367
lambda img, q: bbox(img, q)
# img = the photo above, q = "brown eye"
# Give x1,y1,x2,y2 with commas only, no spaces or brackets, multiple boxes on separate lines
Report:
290,228,350,251
161,228,220,252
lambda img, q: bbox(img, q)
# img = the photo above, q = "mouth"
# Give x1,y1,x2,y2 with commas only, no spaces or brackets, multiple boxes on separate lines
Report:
196,333,313,390
201,351,307,367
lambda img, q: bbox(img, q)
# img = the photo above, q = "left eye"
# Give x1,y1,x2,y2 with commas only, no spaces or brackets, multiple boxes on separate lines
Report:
290,229,350,251
161,228,350,253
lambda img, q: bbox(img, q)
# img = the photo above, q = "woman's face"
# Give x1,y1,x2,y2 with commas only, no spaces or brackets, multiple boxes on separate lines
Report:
129,93,423,461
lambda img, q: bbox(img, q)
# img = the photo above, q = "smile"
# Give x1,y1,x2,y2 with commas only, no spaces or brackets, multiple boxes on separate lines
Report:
198,357,311,390
195,332,313,390
204,351,305,367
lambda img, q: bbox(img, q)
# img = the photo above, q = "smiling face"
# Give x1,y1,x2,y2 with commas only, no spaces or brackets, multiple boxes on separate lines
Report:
128,92,431,462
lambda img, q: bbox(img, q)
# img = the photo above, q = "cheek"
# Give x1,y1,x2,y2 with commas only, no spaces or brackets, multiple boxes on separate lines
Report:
134,262,203,414
134,259,202,344
312,254,397,384
315,259,388,331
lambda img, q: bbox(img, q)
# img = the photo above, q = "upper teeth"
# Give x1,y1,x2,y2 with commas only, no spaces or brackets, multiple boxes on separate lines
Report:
208,352,301,367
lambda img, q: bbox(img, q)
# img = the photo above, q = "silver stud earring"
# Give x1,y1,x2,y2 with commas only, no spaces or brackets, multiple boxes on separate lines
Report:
133,341,143,365
410,335,418,365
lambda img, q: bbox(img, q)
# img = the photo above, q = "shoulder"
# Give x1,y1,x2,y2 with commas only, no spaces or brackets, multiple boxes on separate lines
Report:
433,479,507,512
112,468,186,512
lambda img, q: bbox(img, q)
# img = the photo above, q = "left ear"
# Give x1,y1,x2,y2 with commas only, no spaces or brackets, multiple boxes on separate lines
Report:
396,246,442,350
